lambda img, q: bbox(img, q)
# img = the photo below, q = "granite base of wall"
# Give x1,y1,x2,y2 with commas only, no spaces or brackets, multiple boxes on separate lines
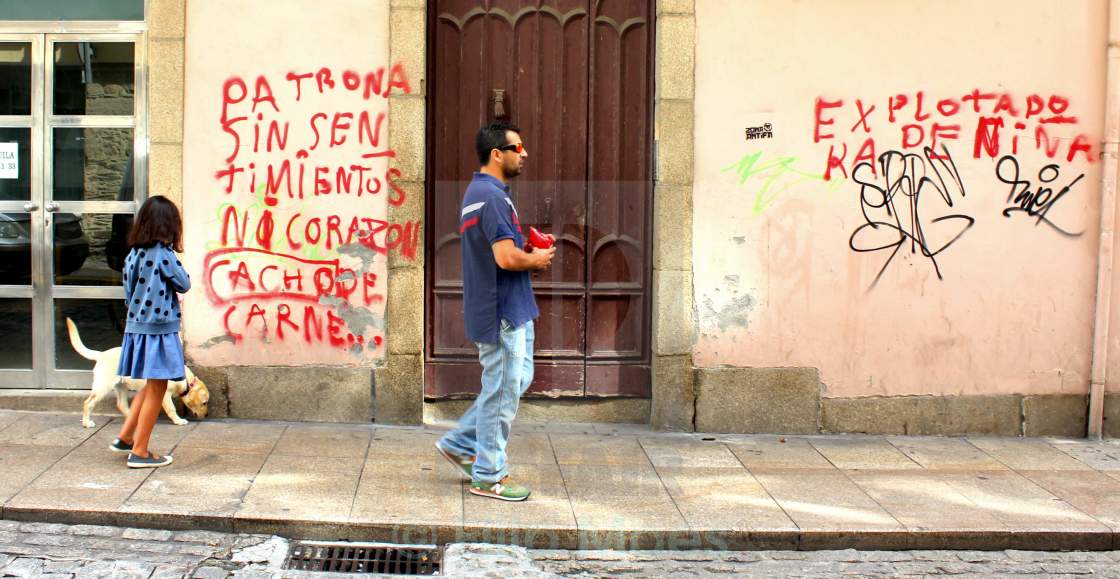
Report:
0,389,115,414
693,367,1096,437
694,367,822,434
188,365,650,426
822,394,1088,437
182,363,1107,437
425,397,651,425
1105,394,1120,438
191,365,373,423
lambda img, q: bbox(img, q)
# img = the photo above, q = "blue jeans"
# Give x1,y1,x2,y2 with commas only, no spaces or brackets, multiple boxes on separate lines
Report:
438,319,534,483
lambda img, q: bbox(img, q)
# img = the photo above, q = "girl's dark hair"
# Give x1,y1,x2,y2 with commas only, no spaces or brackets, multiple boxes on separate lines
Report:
127,195,183,252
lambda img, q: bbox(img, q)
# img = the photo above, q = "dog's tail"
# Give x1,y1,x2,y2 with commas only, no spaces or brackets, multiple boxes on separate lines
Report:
65,317,101,361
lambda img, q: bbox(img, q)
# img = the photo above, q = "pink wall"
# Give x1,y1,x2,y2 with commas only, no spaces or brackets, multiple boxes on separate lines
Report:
181,0,417,366
693,0,1108,397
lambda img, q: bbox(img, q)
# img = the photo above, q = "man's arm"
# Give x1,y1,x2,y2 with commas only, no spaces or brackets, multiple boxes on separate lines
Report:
492,239,555,271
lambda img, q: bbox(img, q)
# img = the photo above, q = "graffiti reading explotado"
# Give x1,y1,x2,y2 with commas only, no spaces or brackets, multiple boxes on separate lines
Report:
204,64,417,351
813,90,1096,180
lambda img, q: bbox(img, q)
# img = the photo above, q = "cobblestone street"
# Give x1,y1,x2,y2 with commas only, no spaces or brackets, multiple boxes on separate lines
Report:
4,520,1120,577
0,519,274,578
533,547,1120,577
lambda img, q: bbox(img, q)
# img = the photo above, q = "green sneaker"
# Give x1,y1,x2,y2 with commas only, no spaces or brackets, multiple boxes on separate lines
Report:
469,477,531,502
435,442,474,480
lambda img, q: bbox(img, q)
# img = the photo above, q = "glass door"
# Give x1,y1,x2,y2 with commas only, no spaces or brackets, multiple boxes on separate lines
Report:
0,32,145,389
0,35,40,387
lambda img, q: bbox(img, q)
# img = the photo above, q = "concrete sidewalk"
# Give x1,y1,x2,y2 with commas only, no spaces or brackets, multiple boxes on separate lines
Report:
3,410,1120,552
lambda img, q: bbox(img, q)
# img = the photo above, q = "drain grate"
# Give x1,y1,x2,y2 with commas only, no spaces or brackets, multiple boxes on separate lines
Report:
283,540,441,575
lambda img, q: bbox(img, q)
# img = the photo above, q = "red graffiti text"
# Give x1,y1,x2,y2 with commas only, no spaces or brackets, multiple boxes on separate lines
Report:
813,90,1096,180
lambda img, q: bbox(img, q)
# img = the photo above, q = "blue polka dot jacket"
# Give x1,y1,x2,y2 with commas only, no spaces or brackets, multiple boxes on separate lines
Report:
122,242,192,335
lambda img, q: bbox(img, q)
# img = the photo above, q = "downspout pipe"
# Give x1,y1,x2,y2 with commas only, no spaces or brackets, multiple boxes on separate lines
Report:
1089,0,1120,439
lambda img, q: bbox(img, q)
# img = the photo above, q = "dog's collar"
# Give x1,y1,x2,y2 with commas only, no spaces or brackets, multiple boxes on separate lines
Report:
182,377,195,396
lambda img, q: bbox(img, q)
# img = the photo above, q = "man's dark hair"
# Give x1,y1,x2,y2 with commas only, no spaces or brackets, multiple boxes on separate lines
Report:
128,195,183,252
475,121,520,165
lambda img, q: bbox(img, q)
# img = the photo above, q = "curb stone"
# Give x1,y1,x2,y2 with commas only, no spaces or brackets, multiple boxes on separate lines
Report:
442,544,560,578
231,536,288,569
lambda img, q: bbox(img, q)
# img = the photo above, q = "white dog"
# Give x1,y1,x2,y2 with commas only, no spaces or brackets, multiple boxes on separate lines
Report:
67,318,210,428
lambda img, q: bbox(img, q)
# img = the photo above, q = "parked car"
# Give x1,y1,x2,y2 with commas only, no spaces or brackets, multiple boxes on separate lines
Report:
0,211,90,282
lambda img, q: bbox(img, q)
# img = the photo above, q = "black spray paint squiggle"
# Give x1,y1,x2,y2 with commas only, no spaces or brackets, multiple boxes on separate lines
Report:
849,146,975,290
995,155,1084,237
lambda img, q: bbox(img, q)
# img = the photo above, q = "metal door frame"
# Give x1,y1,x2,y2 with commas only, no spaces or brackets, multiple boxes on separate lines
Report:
0,22,147,389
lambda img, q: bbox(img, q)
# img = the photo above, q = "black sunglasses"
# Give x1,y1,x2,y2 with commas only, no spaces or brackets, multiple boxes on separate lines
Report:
497,142,525,154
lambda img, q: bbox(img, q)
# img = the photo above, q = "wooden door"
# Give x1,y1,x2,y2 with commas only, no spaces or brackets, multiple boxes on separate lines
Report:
425,0,652,398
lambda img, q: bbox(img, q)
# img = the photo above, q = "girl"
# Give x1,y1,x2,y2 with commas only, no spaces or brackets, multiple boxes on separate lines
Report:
110,195,191,468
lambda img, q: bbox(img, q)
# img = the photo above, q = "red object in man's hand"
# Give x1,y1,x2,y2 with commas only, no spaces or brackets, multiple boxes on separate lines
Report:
528,226,554,250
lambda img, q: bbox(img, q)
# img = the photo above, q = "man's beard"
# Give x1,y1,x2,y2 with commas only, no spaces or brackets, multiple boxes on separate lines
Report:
502,163,522,179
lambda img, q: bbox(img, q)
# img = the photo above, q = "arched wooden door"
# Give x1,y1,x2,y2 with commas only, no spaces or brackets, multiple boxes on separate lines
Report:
425,0,653,399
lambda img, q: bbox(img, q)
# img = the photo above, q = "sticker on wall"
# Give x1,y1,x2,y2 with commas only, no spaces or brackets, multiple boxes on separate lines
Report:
0,143,16,179
745,123,773,140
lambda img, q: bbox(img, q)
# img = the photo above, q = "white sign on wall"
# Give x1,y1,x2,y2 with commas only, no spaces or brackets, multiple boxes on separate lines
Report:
0,143,16,179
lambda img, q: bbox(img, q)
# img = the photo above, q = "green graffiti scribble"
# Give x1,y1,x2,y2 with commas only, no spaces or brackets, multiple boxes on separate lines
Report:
302,243,330,260
203,183,363,262
721,152,842,215
205,184,288,252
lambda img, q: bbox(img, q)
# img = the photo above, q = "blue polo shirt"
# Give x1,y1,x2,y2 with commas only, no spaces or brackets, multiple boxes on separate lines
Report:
460,172,539,344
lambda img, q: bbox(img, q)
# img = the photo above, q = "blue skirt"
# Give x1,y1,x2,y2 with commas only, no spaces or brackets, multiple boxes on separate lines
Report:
117,333,185,381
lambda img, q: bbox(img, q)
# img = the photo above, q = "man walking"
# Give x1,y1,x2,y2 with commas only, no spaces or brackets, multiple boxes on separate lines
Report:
436,121,555,501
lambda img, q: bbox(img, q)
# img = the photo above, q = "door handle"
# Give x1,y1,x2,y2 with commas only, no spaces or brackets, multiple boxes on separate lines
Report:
45,202,59,212
22,202,38,211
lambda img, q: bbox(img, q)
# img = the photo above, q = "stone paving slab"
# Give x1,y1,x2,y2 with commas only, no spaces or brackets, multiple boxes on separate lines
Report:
237,454,362,522
938,471,1113,550
656,466,797,549
85,417,198,455
639,435,743,468
506,432,557,465
551,434,650,466
968,436,1094,471
723,436,835,470
6,411,1120,551
844,470,1011,549
177,421,287,455
365,426,441,461
0,413,100,447
888,437,1009,471
749,470,905,534
4,436,153,520
0,444,72,503
0,410,25,431
808,438,922,471
1017,469,1120,538
351,452,496,546
559,463,689,539
121,446,269,524
1048,439,1120,470
463,462,576,531
270,423,373,459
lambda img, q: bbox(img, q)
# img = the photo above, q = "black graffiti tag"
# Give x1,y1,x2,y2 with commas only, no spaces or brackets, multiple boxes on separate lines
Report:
849,146,975,290
995,155,1084,237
